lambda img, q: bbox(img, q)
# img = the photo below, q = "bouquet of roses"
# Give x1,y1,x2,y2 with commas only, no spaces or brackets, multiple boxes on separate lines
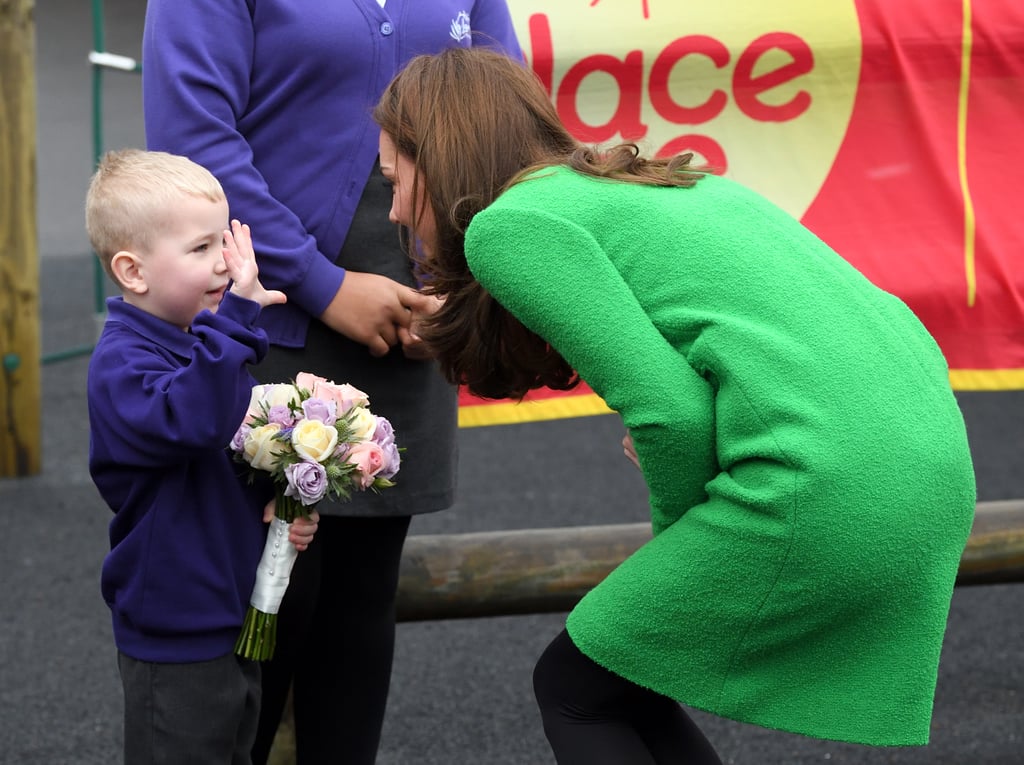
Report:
229,371,400,660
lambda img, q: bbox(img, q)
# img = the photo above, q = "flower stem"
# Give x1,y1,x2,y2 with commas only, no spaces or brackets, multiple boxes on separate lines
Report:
235,607,278,660
275,489,309,523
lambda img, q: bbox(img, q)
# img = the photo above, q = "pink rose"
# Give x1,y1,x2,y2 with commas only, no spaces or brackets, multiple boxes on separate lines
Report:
347,441,386,489
294,372,328,393
296,372,369,415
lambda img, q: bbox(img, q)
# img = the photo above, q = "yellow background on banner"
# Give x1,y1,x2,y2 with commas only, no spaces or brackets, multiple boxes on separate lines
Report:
506,0,861,219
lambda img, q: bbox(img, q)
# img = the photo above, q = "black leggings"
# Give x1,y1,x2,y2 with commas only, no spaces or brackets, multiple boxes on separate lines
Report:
251,514,411,765
533,630,723,765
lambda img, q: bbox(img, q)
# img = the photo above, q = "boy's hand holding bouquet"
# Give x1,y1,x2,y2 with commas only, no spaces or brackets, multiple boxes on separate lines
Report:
230,371,401,660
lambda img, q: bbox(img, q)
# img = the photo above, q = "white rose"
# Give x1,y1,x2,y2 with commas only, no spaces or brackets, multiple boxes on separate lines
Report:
291,418,339,463
263,383,301,410
243,385,267,425
347,407,378,441
243,423,288,471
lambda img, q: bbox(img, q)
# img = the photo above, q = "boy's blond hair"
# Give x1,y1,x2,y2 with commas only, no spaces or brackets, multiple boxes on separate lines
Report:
85,149,226,284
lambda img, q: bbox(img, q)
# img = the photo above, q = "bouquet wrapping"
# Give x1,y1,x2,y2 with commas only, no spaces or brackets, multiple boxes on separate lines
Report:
230,372,400,660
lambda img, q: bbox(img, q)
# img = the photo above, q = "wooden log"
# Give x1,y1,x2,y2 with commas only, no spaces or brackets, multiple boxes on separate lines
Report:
0,0,41,477
956,499,1024,585
396,499,1024,621
397,523,649,622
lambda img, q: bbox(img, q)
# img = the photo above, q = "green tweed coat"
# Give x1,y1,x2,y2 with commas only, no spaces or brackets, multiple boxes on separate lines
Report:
464,166,976,745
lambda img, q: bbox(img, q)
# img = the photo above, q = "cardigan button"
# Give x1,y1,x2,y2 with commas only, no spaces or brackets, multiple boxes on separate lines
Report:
380,21,394,35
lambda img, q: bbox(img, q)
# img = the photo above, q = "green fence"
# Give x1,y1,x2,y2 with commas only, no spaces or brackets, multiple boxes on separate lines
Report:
43,0,139,365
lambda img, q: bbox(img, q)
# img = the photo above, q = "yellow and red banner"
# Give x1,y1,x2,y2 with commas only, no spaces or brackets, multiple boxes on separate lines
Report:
460,0,1024,426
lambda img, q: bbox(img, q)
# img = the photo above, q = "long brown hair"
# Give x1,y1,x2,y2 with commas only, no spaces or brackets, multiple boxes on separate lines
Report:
373,47,703,400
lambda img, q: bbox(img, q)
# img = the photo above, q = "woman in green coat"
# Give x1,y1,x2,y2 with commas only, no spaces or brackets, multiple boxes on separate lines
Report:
375,47,976,764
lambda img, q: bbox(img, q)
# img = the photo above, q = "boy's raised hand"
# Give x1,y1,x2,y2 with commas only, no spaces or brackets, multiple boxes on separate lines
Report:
224,219,287,309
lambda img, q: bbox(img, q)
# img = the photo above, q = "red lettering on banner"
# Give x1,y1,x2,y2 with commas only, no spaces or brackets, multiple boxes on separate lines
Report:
649,36,730,124
557,51,648,142
733,33,813,122
525,14,812,170
528,13,554,96
590,0,650,20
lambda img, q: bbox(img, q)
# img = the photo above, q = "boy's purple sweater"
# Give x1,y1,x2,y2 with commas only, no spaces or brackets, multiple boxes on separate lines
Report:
88,293,271,662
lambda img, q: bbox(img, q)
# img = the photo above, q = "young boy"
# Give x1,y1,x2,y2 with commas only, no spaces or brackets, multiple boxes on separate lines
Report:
85,149,318,764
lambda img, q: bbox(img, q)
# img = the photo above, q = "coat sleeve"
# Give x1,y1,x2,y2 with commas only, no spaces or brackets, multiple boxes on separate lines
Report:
465,206,717,534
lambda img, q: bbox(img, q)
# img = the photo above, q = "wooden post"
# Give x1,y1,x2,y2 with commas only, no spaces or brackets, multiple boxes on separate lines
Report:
0,0,41,477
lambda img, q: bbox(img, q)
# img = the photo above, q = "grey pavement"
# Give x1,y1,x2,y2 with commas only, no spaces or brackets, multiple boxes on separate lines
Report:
2,2,1022,763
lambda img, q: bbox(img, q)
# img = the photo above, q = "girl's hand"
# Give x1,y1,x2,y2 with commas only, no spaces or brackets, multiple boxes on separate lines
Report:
224,219,287,309
262,501,320,552
289,510,320,551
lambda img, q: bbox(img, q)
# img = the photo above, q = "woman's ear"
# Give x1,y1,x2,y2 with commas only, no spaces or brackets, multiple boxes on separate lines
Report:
110,250,148,295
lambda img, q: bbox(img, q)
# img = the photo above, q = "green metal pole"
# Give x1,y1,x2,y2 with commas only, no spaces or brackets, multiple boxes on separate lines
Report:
91,0,106,318
43,0,137,365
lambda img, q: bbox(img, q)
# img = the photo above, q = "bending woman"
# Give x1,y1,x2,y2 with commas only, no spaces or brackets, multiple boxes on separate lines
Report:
373,47,976,764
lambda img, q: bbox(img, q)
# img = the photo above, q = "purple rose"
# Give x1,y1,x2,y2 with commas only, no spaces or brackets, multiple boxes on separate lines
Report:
378,441,401,480
230,423,252,453
372,417,395,447
302,397,337,426
284,460,328,506
267,404,296,427
371,417,399,479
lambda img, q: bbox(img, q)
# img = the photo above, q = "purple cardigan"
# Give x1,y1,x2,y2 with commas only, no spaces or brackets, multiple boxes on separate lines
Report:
89,294,271,662
142,0,522,347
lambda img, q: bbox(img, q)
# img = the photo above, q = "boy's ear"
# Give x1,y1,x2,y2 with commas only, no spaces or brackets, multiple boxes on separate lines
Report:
110,250,148,295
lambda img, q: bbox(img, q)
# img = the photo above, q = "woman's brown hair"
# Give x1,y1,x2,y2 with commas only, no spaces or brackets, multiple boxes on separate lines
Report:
373,47,702,400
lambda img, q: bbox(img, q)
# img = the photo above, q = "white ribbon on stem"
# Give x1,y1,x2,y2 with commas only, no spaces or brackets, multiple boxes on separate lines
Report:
248,517,299,614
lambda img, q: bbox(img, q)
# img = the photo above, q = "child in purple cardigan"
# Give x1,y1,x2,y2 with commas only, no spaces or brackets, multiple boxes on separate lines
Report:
85,149,318,765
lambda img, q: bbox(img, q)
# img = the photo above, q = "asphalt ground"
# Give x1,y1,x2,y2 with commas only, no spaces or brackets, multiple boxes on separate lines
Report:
2,2,1021,763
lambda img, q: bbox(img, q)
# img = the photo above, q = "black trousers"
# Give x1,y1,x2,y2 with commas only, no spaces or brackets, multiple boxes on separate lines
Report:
251,514,411,765
119,651,261,765
533,630,723,765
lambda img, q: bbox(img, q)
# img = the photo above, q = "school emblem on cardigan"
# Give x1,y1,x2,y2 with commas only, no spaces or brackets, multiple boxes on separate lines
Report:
449,11,471,42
